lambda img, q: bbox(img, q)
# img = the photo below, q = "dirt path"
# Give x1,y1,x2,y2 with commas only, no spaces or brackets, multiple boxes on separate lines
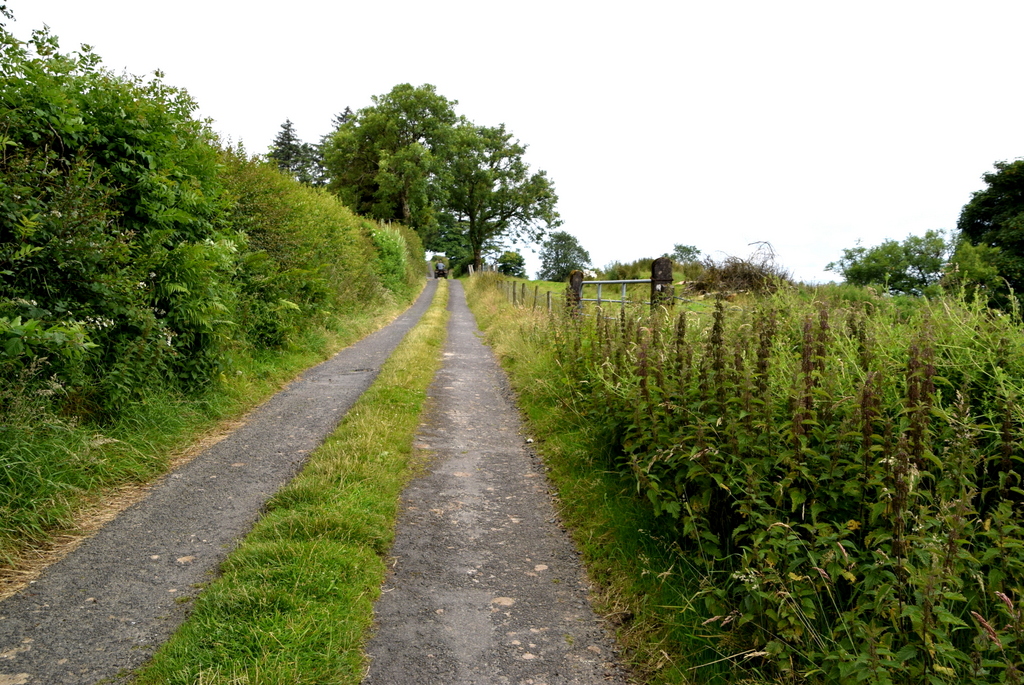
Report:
0,281,438,685
363,281,628,685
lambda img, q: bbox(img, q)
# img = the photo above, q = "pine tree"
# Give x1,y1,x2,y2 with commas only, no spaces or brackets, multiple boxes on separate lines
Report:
269,119,324,186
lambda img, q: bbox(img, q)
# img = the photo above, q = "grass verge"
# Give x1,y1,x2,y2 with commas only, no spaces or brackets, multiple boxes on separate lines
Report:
464,274,714,684
134,279,449,685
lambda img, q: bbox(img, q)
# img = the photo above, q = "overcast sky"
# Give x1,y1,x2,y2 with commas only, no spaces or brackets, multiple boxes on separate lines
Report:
7,0,1024,282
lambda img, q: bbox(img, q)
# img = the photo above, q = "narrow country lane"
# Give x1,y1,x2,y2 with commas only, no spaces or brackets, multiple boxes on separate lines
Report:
363,280,628,685
0,281,438,685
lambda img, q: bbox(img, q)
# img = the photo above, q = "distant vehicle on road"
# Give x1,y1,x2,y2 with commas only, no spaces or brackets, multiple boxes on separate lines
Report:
434,261,448,279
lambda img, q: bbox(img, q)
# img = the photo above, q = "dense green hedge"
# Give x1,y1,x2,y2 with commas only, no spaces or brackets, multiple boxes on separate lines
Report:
0,28,424,417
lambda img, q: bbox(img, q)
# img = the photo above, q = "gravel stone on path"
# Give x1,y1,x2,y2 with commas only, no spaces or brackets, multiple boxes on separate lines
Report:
0,281,438,685
364,280,628,685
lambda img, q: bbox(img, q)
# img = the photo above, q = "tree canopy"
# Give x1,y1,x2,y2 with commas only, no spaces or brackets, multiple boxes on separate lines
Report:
537,231,590,281
322,84,459,245
957,159,1024,295
444,123,560,269
268,119,323,186
496,250,526,278
322,84,560,264
669,244,701,263
826,230,950,296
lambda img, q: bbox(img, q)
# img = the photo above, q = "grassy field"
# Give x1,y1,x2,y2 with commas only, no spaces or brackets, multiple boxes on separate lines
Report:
134,279,449,684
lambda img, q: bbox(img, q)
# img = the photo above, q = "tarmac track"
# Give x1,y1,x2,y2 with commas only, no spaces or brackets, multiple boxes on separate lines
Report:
362,281,627,685
0,280,437,685
0,277,627,685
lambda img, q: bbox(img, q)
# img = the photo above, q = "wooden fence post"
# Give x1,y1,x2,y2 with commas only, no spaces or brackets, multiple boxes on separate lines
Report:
651,257,674,311
532,285,539,310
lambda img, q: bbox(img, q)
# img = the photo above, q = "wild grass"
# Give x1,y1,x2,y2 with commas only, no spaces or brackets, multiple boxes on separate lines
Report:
465,272,1024,684
134,279,449,684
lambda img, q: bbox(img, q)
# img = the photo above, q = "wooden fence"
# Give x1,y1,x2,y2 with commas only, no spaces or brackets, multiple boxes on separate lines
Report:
490,257,680,314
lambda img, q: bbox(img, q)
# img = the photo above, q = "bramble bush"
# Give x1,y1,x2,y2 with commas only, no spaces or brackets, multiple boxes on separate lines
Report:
492,276,1024,683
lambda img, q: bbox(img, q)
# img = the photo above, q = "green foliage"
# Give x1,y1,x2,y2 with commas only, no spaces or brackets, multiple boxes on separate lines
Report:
537,231,590,281
0,25,234,405
444,123,561,269
218,147,387,348
478,277,1024,683
944,240,1004,304
496,250,526,277
0,24,425,564
958,159,1024,298
827,229,951,296
370,225,410,295
322,84,458,244
669,243,701,263
324,85,561,269
268,119,324,186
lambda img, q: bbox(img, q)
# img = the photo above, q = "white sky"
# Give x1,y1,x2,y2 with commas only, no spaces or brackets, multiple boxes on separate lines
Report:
8,0,1024,282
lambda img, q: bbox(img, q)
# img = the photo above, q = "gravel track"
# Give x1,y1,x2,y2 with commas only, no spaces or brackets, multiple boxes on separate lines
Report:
363,281,628,685
0,281,437,685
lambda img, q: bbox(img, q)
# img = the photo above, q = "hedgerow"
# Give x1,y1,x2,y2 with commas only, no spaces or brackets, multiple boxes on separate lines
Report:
0,26,424,561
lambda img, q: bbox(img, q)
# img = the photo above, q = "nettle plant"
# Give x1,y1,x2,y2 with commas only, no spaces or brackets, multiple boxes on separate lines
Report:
547,290,1024,683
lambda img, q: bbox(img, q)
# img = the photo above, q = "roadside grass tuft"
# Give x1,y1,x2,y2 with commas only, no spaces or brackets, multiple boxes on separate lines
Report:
135,280,449,685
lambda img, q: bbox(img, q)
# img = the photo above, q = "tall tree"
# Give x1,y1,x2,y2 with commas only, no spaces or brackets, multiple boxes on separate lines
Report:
958,159,1024,294
444,123,560,270
321,84,458,244
268,119,322,186
538,231,591,281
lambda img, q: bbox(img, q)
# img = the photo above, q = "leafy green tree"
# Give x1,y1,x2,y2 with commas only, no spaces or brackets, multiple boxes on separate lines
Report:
957,159,1024,295
826,230,950,296
268,119,322,186
669,244,701,263
537,231,591,281
444,123,560,270
943,239,1003,301
496,250,527,277
322,84,458,244
424,219,473,276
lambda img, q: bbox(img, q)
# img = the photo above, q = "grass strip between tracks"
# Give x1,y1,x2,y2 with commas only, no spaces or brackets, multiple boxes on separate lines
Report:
135,279,450,685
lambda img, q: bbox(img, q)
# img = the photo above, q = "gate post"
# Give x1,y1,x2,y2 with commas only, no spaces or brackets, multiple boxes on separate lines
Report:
651,257,674,311
566,270,584,312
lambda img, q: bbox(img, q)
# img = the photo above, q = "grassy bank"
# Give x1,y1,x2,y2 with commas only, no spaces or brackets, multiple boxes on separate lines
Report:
135,279,449,684
465,272,1024,684
0,297,414,591
464,273,708,683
